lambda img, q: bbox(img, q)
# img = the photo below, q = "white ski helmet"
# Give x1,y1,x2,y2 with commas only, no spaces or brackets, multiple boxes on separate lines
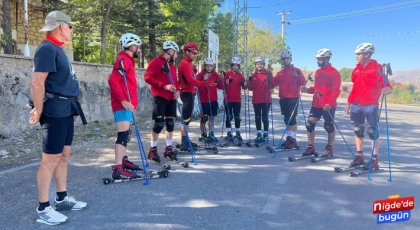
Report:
204,57,215,65
231,57,241,65
281,50,292,58
163,40,179,51
355,43,375,54
255,56,265,64
119,33,142,48
316,48,332,58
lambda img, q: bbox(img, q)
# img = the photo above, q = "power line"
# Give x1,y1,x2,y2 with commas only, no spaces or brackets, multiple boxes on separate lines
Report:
248,0,296,9
286,30,420,38
290,0,420,24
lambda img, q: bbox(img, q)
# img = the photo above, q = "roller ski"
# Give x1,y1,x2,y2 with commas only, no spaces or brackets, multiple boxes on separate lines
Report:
255,133,269,147
102,164,169,184
148,147,171,170
288,145,318,162
163,146,189,168
349,155,380,177
268,136,299,153
310,145,334,163
224,131,241,146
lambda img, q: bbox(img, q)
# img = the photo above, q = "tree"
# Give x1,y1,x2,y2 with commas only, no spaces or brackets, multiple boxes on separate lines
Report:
339,68,353,82
1,0,13,54
100,0,115,64
210,12,234,71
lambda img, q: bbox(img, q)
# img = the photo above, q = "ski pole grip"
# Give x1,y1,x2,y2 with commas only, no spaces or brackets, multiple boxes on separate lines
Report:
118,58,125,73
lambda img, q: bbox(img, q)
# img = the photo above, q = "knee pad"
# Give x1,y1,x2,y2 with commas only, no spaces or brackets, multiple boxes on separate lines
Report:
200,115,208,124
367,125,378,140
152,117,165,133
165,118,175,132
354,124,365,138
305,121,316,132
324,122,335,133
116,130,131,147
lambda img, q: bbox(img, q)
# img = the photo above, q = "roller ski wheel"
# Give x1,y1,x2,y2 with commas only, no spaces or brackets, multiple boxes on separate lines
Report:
213,147,218,154
349,166,380,177
175,143,181,149
150,159,171,170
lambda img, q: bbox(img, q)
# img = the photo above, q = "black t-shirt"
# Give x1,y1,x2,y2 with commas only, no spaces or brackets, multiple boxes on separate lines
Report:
34,40,80,118
34,40,79,97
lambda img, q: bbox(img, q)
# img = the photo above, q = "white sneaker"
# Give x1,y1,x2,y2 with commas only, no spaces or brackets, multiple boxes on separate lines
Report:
36,206,68,225
53,196,87,211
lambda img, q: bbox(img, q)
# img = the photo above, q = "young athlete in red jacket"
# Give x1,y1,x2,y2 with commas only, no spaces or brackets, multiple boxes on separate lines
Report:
301,49,341,158
177,42,216,151
221,57,247,142
196,57,223,143
144,41,180,163
108,33,142,179
271,50,306,149
345,43,392,169
248,57,273,144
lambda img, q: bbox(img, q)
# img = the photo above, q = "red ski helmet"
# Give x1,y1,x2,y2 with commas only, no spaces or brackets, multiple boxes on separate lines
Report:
183,42,198,52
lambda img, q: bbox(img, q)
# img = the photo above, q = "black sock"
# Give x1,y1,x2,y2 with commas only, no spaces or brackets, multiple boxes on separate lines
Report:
56,191,67,201
38,201,50,211
182,136,187,145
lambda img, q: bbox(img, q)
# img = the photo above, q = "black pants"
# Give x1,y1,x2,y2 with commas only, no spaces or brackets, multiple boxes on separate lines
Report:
253,103,271,131
224,102,241,129
180,92,194,125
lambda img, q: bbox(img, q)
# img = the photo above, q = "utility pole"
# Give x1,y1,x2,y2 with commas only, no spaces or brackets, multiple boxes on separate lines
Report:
276,11,291,44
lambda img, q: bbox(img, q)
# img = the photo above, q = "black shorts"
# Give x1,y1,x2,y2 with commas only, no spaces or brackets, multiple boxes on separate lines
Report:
152,96,177,120
309,107,336,123
279,98,299,117
201,101,218,116
40,115,74,154
181,92,195,120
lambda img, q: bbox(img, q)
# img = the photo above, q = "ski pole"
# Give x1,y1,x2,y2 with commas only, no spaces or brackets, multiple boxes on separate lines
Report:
117,58,149,185
165,62,197,165
264,75,275,147
367,63,392,181
272,73,312,158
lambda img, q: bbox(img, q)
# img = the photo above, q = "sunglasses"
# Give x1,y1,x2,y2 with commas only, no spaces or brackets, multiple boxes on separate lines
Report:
58,20,72,30
189,50,198,55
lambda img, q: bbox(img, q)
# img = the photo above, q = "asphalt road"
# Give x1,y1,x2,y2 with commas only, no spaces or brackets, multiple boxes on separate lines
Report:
1,95,419,230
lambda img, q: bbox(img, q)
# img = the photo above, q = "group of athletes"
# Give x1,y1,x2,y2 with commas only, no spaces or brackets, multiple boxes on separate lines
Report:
30,11,392,225
109,33,392,179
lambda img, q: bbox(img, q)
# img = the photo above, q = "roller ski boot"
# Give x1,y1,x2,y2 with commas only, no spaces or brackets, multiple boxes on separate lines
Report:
255,133,268,147
254,133,263,143
207,131,218,143
310,145,334,163
164,146,178,161
148,146,161,162
363,155,378,169
225,131,235,142
281,136,291,147
199,132,208,142
235,131,243,141
112,164,139,180
284,137,297,149
122,156,142,171
302,145,316,157
349,151,364,168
